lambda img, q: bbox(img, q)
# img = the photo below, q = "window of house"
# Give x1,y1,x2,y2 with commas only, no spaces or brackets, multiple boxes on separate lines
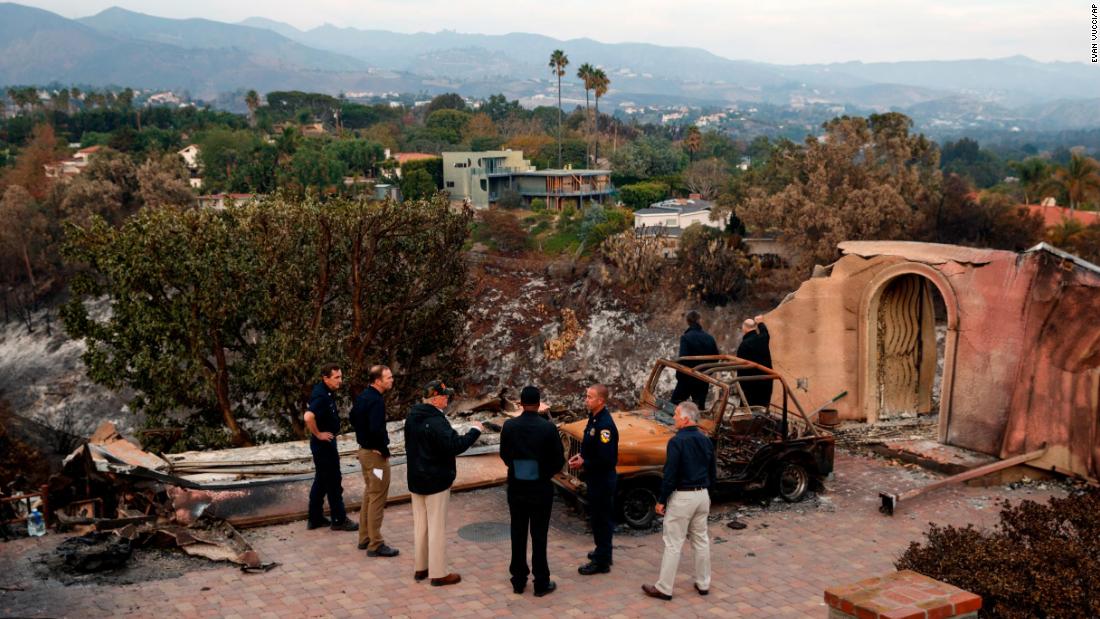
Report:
480,179,487,191
454,162,466,168
666,219,677,226
446,181,455,188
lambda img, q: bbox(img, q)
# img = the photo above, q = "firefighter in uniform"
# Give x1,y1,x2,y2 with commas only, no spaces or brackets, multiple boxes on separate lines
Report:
568,383,619,575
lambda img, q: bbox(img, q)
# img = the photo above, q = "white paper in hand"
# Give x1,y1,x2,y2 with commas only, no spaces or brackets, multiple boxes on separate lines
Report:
372,468,384,480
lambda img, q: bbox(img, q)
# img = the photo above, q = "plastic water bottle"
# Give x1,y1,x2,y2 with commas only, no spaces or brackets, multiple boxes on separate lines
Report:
27,509,46,537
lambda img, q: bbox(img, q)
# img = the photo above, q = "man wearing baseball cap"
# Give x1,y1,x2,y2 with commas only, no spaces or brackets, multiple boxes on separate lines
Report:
404,380,483,586
500,385,565,596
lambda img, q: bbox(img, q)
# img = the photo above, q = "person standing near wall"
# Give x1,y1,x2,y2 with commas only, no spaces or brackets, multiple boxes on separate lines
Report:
671,310,719,410
735,315,773,409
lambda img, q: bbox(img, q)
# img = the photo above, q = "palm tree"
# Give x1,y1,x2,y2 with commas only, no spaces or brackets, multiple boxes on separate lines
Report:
549,49,569,168
245,90,260,128
1046,153,1100,212
684,126,702,162
577,63,595,165
591,69,609,164
1011,157,1050,204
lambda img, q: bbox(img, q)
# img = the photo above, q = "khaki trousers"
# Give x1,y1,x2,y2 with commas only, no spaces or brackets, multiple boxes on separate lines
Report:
411,489,451,578
357,449,390,550
655,489,711,596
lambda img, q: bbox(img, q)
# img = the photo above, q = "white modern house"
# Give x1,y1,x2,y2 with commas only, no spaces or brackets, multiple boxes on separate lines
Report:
632,198,725,236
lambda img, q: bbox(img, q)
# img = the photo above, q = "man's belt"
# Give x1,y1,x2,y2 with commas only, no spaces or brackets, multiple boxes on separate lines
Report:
677,486,708,492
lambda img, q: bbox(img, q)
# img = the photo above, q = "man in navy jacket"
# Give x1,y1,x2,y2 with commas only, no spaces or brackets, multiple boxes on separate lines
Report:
350,365,399,557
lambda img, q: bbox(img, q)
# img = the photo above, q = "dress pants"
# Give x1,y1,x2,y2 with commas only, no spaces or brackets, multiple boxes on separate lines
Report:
508,492,553,589
357,449,390,550
411,489,451,578
655,489,711,596
308,440,346,524
586,471,617,565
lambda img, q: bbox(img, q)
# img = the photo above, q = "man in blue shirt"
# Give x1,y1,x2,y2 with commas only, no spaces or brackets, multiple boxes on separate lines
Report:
568,383,618,575
304,363,358,532
642,401,715,601
350,365,398,557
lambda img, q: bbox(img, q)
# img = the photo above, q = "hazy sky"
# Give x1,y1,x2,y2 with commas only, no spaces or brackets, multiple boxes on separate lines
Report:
23,0,1087,64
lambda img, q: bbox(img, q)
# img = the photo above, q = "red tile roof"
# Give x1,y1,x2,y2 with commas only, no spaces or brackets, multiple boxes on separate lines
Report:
393,152,437,164
1024,203,1100,228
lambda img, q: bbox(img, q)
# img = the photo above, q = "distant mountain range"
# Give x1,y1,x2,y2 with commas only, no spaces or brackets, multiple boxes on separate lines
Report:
2,3,1099,131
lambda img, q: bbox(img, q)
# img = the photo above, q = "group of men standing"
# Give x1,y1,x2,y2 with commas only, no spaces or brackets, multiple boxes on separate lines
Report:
301,309,770,600
305,366,484,586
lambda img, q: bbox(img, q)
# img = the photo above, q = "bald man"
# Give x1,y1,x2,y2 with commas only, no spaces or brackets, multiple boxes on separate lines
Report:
735,315,773,409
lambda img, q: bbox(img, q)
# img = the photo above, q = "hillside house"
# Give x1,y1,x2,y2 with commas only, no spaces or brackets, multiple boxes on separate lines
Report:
442,150,613,209
633,198,724,235
178,144,202,188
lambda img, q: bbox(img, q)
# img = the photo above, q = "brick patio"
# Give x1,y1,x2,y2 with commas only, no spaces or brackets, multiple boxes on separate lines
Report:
0,452,1065,618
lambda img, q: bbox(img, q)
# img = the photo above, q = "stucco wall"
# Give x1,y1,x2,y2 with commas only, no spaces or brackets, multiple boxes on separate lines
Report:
761,242,1100,478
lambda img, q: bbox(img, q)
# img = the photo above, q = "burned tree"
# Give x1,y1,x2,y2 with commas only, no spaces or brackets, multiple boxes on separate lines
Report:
62,194,471,450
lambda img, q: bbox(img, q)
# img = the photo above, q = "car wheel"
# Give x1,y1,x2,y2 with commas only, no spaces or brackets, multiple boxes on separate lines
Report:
619,485,657,529
774,461,810,503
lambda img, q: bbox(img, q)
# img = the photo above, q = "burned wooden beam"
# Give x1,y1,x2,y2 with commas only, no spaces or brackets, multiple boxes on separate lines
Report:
879,446,1048,515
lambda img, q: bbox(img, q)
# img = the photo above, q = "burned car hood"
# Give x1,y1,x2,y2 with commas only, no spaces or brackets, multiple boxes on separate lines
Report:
561,410,675,466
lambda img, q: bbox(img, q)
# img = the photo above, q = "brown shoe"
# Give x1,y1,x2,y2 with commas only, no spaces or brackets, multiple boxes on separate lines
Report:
694,583,709,596
414,570,428,581
642,584,672,601
431,573,462,587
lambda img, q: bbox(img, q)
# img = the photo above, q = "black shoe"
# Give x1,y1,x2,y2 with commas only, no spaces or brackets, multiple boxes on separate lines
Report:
512,582,526,595
357,541,369,550
587,551,613,566
367,544,399,557
331,519,359,531
694,583,709,596
534,582,557,597
307,517,331,530
578,562,610,575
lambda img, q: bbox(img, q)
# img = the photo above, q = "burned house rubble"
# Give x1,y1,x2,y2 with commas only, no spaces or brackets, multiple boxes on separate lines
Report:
23,399,517,572
13,239,1100,566
763,241,1100,482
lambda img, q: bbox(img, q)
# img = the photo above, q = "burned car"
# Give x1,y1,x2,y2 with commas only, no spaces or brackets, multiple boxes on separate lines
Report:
553,355,835,527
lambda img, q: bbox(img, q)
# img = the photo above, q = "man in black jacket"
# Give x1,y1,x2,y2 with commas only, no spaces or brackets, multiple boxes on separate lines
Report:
350,365,398,557
735,316,773,409
671,310,720,410
500,385,566,597
404,380,483,587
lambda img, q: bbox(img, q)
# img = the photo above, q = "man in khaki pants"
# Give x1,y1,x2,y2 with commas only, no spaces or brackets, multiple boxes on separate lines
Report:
350,365,399,557
642,401,715,600
403,380,483,586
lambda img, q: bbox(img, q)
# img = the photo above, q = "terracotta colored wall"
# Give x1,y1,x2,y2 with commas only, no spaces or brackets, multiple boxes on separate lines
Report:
761,243,1100,479
1001,254,1100,478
